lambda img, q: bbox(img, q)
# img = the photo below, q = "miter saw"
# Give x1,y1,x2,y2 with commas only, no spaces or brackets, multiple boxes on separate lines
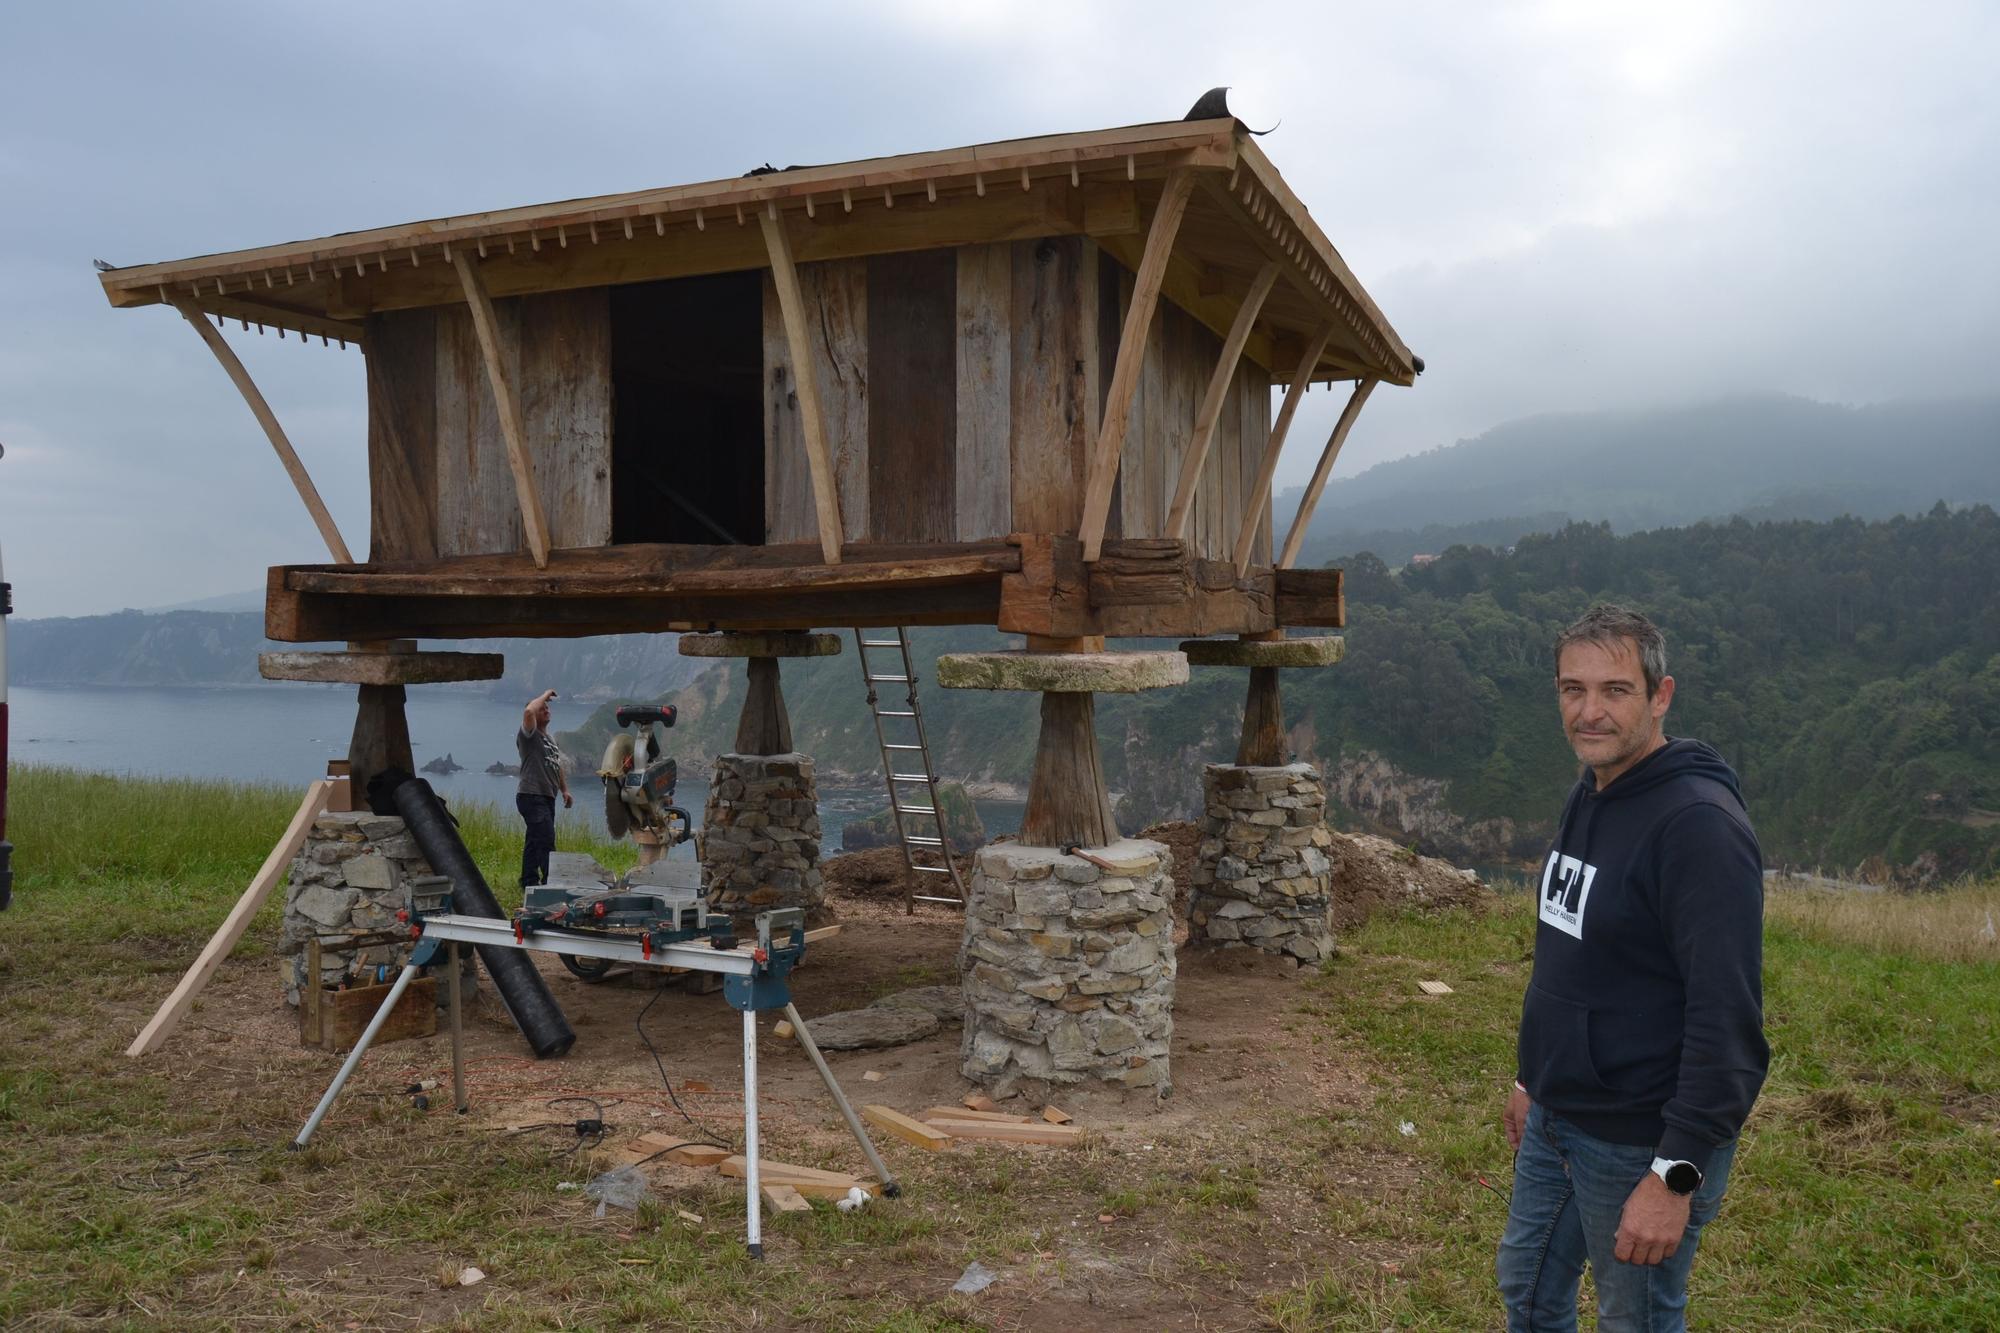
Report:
597,704,695,849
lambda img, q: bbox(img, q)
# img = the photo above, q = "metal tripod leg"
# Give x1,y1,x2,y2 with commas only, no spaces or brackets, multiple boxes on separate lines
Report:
448,941,467,1114
292,962,421,1149
742,1007,763,1260
782,1000,900,1195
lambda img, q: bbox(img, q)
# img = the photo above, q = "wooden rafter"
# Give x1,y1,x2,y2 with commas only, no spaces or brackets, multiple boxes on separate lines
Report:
759,212,846,564
450,253,553,568
1077,167,1197,562
1166,259,1281,540
1278,378,1378,570
173,303,354,563
1233,321,1337,576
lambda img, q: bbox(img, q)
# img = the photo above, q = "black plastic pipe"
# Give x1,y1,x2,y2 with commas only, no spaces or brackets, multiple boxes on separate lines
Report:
388,775,575,1059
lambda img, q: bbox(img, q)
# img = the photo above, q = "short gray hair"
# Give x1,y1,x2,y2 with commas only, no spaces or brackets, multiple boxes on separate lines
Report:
1554,604,1667,697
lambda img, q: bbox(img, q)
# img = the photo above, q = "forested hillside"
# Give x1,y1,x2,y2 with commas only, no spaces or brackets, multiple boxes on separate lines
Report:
568,506,2000,877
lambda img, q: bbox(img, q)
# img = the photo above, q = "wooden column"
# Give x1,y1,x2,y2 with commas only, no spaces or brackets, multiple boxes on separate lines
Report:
348,684,415,809
737,657,794,756
1020,692,1117,848
1237,667,1285,766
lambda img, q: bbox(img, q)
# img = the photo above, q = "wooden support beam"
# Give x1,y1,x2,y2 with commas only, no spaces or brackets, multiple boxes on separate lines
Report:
1238,666,1284,766
348,683,414,807
737,657,794,755
759,212,847,564
449,253,553,568
128,781,333,1056
173,303,353,563
1278,378,1378,570
1167,261,1281,541
1020,692,1117,849
1233,321,1337,576
1077,168,1197,563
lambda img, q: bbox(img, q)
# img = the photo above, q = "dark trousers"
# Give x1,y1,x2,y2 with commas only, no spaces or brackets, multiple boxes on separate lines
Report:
516,792,556,888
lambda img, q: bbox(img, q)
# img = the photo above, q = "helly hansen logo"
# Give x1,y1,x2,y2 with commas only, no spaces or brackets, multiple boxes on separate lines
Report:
1539,851,1597,939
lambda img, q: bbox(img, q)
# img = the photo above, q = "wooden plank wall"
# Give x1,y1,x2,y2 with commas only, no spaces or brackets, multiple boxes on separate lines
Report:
953,243,1012,539
867,250,957,541
370,290,613,560
762,260,869,545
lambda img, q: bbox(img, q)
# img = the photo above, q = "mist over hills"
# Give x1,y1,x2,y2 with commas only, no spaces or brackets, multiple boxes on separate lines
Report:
1281,394,2000,566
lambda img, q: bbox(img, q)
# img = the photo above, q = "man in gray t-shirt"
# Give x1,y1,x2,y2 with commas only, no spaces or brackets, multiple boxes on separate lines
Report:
516,688,572,887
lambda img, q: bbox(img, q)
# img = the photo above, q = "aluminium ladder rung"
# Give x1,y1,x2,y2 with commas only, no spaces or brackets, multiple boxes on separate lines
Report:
896,805,938,816
876,710,917,717
854,625,967,913
866,673,913,683
891,772,932,782
861,639,903,647
883,743,924,750
907,835,945,846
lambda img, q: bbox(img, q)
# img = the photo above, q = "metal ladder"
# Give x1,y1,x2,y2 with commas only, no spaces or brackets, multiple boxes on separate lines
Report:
853,628,966,912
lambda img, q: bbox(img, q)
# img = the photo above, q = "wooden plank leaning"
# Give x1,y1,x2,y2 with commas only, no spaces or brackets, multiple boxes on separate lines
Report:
1166,260,1281,541
173,304,354,564
759,211,848,565
450,253,554,568
1077,168,1197,563
1277,378,1378,570
1233,321,1337,576
127,780,333,1057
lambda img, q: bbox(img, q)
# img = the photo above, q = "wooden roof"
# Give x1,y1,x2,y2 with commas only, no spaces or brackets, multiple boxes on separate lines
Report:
97,117,1417,385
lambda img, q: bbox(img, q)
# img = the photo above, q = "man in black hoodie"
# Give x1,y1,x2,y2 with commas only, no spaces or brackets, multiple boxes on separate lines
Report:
1496,605,1768,1332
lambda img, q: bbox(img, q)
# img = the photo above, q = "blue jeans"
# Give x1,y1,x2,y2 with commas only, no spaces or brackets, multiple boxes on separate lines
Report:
516,793,555,888
1497,1103,1736,1332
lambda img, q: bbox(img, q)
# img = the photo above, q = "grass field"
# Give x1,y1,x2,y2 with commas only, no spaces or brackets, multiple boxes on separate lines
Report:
1,765,1995,1329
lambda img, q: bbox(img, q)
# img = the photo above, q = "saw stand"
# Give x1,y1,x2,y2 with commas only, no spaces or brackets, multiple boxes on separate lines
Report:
288,910,898,1260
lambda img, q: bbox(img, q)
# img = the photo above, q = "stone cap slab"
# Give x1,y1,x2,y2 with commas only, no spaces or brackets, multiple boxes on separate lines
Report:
678,632,843,658
1178,635,1345,668
973,837,1167,871
260,650,504,686
937,650,1187,693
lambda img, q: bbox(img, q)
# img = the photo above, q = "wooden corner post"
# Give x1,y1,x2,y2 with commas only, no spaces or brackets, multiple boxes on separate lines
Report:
759,212,849,565
451,253,554,568
1078,168,1197,563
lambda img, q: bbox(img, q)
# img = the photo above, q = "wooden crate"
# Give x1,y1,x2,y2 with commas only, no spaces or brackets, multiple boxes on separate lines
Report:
301,976,437,1052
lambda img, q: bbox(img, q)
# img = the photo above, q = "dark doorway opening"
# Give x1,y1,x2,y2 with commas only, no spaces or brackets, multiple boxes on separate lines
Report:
610,271,764,546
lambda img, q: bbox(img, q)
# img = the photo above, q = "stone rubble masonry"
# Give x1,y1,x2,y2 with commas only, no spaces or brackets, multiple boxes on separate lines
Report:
281,811,473,1006
700,752,826,919
1187,763,1337,966
959,839,1176,1096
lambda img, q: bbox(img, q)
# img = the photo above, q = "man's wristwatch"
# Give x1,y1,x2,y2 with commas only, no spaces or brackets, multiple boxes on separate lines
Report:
1650,1156,1702,1195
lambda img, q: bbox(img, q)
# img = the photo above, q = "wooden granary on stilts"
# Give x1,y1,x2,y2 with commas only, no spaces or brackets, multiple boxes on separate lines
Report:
101,95,1418,1086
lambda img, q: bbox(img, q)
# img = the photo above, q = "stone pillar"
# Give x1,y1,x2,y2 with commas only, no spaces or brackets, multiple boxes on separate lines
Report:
680,632,841,922
700,752,826,919
1187,763,1336,966
280,811,471,1004
958,839,1177,1096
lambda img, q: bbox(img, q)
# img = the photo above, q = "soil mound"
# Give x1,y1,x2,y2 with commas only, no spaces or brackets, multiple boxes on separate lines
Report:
1328,831,1491,931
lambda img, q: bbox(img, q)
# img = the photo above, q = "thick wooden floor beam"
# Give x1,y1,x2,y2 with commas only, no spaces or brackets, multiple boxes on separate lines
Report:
450,253,553,568
1278,378,1377,570
174,304,353,563
760,213,847,565
1234,321,1337,576
1167,261,1281,540
1078,168,1197,563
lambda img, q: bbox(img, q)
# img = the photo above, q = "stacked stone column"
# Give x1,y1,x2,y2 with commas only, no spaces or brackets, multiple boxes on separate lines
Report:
938,648,1188,1095
680,632,840,921
1188,763,1336,963
1180,634,1345,966
280,811,463,1004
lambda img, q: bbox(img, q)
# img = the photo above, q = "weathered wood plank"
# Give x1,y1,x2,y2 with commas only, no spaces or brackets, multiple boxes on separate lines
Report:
1009,237,1093,534
518,288,612,550
1166,261,1279,540
1274,567,1345,627
363,308,438,562
1077,170,1194,561
760,214,849,563
1020,692,1118,849
954,242,1012,540
763,261,869,545
1279,378,1377,569
451,254,553,566
867,249,956,542
1235,323,1336,574
434,301,525,557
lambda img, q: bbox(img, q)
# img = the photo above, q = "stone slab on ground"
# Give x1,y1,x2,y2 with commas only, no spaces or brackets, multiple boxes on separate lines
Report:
871,984,965,1024
804,1005,943,1051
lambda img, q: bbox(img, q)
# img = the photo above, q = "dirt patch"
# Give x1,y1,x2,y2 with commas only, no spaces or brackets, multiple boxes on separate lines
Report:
819,844,975,904
1328,831,1493,932
1135,820,1202,915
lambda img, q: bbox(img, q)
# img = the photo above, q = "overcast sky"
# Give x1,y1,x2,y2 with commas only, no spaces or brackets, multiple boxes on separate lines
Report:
2,1,1994,617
